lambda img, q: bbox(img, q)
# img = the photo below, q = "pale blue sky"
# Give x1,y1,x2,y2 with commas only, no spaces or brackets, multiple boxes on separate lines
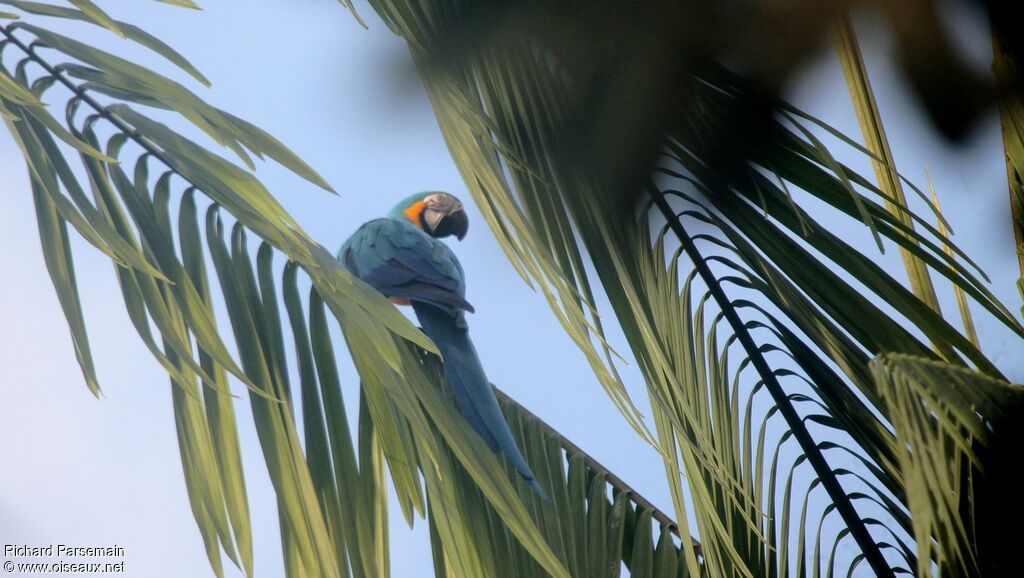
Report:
1,2,1020,577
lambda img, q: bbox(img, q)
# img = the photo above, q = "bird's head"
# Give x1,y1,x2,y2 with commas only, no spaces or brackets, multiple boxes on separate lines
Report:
388,191,469,241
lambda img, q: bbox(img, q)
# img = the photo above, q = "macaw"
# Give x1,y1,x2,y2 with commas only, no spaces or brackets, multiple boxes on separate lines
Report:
338,191,546,498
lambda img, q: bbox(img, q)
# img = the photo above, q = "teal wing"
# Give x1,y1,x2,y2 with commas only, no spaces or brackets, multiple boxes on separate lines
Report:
339,218,474,315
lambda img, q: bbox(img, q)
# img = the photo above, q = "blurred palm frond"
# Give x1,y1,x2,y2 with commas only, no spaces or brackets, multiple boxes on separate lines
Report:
363,0,1024,576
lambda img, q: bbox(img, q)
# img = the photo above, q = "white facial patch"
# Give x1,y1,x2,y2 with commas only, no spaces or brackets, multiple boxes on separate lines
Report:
423,208,444,231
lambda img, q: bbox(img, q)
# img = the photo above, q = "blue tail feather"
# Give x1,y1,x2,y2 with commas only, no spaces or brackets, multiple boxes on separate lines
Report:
413,302,547,500
448,372,498,452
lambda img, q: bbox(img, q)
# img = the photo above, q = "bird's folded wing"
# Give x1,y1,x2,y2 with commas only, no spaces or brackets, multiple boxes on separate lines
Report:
344,219,474,313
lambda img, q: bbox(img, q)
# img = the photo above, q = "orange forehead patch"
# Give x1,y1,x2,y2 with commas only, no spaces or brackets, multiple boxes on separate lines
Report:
403,200,425,229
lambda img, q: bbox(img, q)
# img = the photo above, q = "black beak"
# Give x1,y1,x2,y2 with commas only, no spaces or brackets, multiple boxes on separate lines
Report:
435,210,469,241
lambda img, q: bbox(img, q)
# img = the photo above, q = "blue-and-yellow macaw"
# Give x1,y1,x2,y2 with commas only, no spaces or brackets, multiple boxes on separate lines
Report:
339,192,546,498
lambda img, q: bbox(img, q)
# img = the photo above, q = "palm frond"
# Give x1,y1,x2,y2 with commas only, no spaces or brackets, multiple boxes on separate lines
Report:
362,2,1024,576
993,32,1024,312
2,5,700,576
833,15,940,313
872,354,1024,577
925,171,980,348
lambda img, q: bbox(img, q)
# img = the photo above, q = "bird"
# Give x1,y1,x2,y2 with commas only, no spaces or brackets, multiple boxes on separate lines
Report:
338,191,547,499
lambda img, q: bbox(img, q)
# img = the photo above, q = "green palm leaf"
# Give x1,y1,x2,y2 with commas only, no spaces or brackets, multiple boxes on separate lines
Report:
7,3,1023,577
360,2,1023,576
2,5,695,576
